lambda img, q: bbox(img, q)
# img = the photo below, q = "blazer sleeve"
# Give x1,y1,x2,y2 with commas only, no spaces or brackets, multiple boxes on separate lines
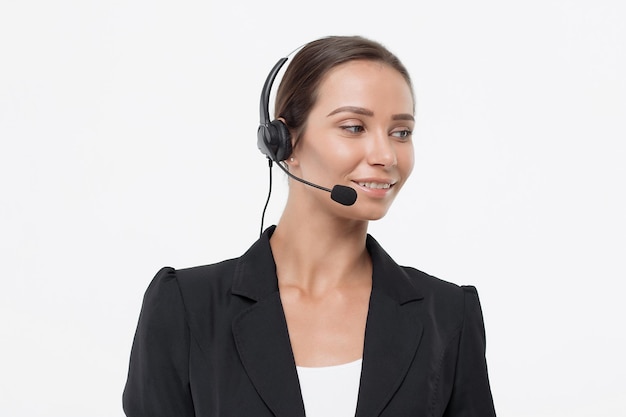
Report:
443,286,496,417
123,267,196,417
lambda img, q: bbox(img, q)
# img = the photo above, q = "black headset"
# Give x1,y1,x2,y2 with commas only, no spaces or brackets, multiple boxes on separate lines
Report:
255,51,358,228
257,57,293,162
255,50,357,237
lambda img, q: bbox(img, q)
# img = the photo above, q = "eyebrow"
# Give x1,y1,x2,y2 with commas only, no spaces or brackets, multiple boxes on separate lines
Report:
326,106,414,121
327,106,373,117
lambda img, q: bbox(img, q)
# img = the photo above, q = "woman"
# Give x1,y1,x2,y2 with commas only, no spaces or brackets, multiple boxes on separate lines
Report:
123,35,496,417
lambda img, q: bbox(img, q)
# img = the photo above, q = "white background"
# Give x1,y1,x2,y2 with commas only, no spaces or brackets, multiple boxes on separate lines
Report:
1,0,625,416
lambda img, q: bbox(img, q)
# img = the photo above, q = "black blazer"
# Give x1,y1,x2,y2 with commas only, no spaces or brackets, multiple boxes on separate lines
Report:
123,226,496,416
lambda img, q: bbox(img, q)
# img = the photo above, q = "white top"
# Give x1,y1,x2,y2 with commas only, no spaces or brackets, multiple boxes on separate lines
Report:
296,358,363,417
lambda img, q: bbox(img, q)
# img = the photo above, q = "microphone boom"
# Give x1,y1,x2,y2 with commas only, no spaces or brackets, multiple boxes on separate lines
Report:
273,160,357,206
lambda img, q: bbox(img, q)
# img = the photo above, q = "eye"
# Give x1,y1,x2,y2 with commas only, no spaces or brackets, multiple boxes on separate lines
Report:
391,129,413,140
341,125,365,134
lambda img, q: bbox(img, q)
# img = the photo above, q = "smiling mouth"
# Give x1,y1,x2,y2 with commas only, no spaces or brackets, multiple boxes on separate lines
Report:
356,181,395,189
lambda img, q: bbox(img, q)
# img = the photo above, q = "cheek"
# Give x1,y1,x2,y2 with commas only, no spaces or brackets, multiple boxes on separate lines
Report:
399,144,415,178
310,136,361,171
332,142,362,165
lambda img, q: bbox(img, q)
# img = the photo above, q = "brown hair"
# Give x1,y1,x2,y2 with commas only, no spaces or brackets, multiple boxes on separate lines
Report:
275,35,414,146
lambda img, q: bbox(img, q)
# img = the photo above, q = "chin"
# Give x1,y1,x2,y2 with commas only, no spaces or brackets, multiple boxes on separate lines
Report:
347,205,393,222
366,211,390,221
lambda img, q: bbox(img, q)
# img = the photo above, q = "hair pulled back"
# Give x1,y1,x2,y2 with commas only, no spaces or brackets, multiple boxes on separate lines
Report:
275,35,414,146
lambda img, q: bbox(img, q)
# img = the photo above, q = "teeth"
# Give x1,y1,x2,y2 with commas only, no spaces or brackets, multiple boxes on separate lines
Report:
358,182,392,189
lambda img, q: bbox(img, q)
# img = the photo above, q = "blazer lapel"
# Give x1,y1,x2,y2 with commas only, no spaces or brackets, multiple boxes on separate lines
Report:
231,227,305,417
355,236,425,417
232,292,305,417
230,229,423,417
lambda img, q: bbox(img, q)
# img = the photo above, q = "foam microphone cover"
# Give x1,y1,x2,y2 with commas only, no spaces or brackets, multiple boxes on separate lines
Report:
330,185,357,206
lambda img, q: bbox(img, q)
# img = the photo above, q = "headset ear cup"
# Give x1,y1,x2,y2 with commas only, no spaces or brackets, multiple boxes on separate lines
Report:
270,119,292,161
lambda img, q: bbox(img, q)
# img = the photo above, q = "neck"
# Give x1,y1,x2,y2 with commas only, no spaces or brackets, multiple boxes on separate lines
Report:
270,200,371,294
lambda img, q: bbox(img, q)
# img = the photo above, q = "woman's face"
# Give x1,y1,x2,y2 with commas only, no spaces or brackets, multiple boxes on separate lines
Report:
288,59,415,221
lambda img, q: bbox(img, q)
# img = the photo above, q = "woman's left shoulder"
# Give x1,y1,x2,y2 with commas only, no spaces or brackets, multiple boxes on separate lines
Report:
400,265,470,297
399,265,486,318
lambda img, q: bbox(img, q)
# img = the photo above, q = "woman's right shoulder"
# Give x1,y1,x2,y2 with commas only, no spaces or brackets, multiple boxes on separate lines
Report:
175,257,240,285
145,257,241,304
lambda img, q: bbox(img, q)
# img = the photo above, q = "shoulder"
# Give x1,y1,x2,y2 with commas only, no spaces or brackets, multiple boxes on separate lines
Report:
153,257,241,307
366,234,479,315
399,265,483,327
146,257,239,292
400,265,468,304
401,265,463,294
138,257,247,339
175,258,239,287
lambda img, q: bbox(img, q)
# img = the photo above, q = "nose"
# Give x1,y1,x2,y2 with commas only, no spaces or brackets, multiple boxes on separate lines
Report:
367,130,397,167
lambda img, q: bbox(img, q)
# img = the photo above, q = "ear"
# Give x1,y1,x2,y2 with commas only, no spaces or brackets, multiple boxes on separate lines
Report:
277,117,298,164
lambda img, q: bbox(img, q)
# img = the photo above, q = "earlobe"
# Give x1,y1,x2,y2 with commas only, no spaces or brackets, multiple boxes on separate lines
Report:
287,156,298,167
